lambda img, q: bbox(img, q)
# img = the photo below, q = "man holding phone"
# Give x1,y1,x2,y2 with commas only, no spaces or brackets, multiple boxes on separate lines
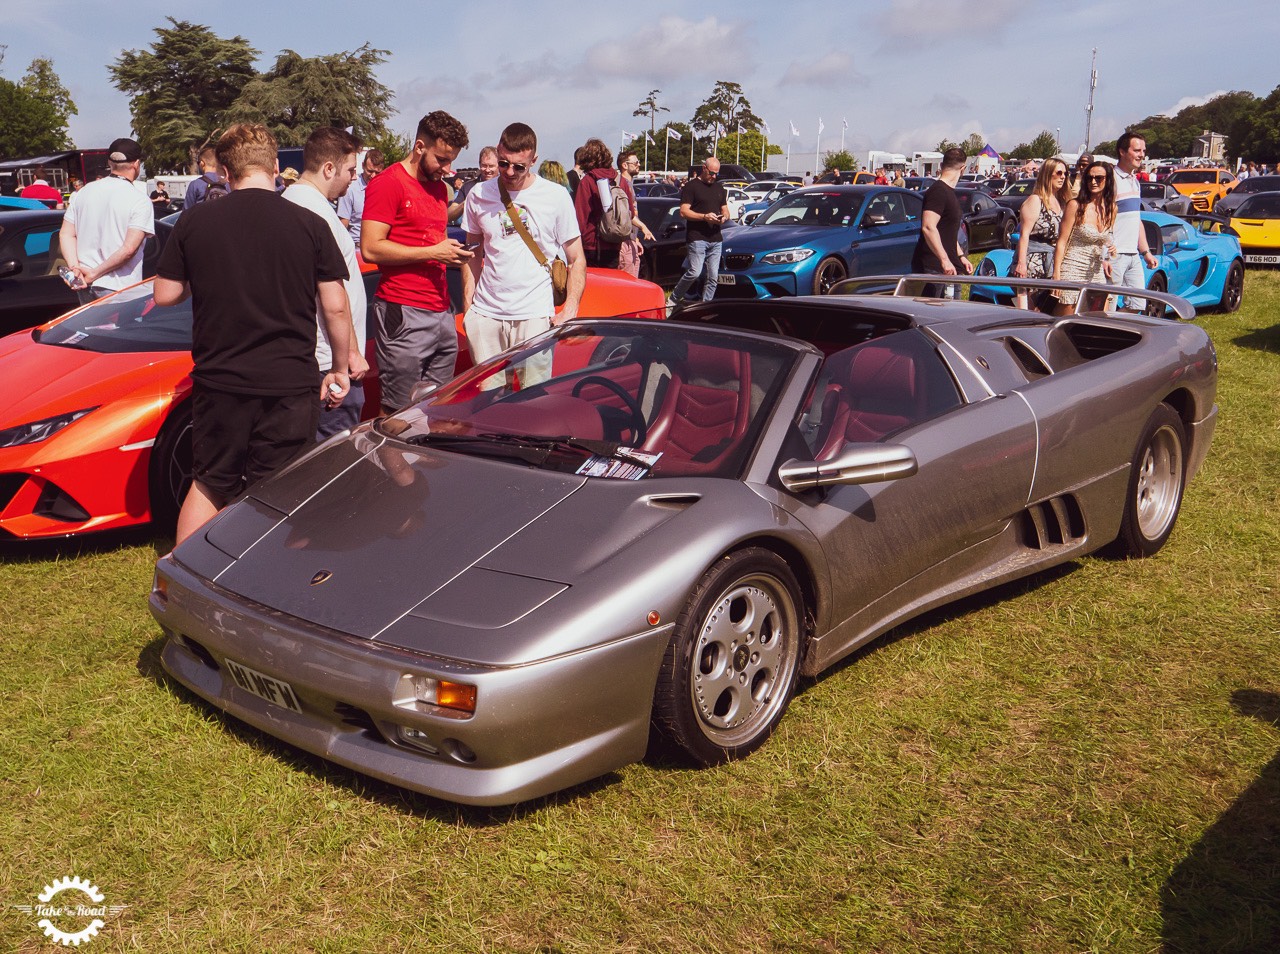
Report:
360,110,472,413
669,156,729,312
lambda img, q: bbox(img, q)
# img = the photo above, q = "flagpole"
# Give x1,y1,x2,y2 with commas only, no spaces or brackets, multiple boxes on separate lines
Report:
665,132,670,173
735,124,741,165
815,126,821,175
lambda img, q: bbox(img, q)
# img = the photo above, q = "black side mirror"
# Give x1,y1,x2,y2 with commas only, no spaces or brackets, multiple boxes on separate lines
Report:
0,259,23,279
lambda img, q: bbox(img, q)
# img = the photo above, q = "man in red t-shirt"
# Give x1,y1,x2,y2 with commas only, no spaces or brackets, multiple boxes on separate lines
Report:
360,110,472,413
21,168,64,209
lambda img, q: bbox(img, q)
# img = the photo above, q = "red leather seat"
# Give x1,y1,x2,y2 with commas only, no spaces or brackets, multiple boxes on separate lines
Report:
815,341,923,459
645,344,751,474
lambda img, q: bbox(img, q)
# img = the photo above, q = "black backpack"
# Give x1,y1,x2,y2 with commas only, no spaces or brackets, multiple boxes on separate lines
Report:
197,172,230,203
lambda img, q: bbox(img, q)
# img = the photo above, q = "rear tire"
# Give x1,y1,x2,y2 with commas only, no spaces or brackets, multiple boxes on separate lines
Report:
1143,272,1168,318
1218,260,1244,313
1000,217,1016,250
1113,403,1186,558
652,549,804,766
149,402,193,532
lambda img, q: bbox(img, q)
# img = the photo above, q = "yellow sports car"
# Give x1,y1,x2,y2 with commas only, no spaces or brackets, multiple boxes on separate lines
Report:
1227,192,1280,266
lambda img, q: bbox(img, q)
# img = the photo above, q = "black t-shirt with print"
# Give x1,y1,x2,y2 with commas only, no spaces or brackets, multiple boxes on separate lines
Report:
157,188,348,395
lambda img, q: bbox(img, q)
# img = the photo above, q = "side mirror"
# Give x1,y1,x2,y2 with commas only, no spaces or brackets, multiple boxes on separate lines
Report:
778,443,918,492
864,214,889,228
0,259,22,279
663,223,682,237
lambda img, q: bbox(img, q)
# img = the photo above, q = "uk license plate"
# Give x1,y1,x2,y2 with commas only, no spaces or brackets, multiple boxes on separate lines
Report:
717,274,736,285
224,658,303,713
1245,254,1279,264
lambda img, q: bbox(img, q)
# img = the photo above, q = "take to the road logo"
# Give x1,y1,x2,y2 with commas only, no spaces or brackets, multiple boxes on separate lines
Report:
11,876,127,946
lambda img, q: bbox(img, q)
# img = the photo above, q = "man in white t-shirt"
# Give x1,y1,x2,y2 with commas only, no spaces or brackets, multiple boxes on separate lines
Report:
59,137,155,304
283,127,371,436
461,122,585,383
1112,131,1159,313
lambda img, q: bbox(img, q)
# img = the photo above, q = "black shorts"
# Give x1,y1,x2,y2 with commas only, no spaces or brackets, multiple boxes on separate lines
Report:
191,383,320,500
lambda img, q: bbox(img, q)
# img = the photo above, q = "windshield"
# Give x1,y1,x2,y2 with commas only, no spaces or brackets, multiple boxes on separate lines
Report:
1239,176,1280,194
1236,194,1280,218
376,320,800,480
1168,170,1218,185
36,284,192,353
1140,182,1166,198
756,191,863,228
1004,181,1033,196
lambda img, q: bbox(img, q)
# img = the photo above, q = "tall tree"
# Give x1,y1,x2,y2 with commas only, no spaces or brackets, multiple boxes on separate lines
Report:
633,89,669,137
963,132,986,156
20,57,76,148
1027,130,1059,159
0,75,67,158
691,81,763,145
110,18,259,172
227,45,393,147
655,122,692,172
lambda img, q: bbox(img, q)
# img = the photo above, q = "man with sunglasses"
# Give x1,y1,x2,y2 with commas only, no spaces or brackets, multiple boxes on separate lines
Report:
361,110,472,413
670,157,729,312
461,122,585,378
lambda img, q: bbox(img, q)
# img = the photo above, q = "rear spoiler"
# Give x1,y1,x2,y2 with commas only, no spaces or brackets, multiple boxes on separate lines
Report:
827,274,1197,322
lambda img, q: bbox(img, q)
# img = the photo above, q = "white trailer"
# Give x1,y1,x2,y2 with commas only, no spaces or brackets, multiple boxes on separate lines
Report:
866,151,908,174
912,151,943,176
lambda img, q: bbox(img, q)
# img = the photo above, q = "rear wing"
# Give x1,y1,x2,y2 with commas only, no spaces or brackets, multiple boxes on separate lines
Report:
827,274,1197,322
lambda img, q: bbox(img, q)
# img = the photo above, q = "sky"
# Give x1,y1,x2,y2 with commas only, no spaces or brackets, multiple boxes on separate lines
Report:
4,0,1276,174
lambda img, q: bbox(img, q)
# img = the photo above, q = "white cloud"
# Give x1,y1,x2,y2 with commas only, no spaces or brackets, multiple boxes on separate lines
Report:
1157,91,1229,117
583,17,749,79
780,52,860,87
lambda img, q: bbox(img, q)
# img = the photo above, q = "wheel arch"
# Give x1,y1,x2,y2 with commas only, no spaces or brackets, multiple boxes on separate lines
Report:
718,535,822,645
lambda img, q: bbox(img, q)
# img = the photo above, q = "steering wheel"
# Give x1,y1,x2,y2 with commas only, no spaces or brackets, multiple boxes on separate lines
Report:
571,375,647,445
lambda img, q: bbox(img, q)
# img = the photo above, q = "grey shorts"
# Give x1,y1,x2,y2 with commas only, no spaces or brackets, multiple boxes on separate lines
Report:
1113,253,1147,311
372,299,457,412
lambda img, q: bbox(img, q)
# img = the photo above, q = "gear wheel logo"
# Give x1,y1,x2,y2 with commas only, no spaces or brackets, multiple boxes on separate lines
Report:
32,876,107,946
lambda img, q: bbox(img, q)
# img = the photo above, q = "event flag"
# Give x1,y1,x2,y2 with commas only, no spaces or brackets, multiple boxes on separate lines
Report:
818,117,825,135
789,120,799,138
667,127,682,141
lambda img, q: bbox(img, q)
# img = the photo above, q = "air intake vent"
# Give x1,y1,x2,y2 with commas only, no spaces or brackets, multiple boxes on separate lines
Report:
1020,495,1086,550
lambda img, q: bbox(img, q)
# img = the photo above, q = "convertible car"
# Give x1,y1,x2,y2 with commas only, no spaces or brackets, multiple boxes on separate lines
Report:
970,210,1245,315
150,277,1217,805
0,270,663,541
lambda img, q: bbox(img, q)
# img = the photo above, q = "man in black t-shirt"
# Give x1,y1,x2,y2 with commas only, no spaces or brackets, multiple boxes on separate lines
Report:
911,147,973,296
670,157,730,310
155,123,351,544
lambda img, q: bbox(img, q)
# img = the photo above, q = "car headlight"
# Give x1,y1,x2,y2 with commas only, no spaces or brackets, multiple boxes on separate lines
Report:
977,256,997,276
760,248,816,265
0,408,97,448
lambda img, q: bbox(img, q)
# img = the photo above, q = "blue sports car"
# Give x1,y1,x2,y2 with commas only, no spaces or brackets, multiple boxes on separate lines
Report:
716,186,921,298
971,210,1245,316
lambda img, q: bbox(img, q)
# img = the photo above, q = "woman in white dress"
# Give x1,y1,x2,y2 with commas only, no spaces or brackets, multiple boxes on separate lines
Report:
1052,160,1117,315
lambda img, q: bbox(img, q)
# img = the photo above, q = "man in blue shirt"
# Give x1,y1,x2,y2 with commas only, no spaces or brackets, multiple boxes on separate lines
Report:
337,149,385,245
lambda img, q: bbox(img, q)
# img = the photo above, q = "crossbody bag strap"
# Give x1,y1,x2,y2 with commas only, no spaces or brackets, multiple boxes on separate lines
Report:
499,181,550,269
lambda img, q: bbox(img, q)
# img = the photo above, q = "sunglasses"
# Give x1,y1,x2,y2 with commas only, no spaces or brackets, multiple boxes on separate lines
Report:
497,159,529,173
1087,174,1107,183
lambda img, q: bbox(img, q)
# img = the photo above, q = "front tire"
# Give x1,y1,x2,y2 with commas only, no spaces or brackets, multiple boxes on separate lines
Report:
149,401,193,532
652,549,804,766
813,256,848,295
1219,260,1244,313
1113,403,1186,558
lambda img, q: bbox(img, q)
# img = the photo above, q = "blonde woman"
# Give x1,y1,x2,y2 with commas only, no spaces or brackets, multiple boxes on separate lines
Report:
1052,160,1117,314
1012,158,1071,310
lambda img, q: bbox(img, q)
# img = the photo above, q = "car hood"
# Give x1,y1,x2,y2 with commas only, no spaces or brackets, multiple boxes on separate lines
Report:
723,224,846,256
0,332,185,428
184,429,716,663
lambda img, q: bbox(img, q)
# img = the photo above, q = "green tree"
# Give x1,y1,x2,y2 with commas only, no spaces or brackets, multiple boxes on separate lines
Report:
364,129,410,165
715,131,782,174
822,149,856,173
1027,130,1059,159
633,89,669,137
110,18,259,172
1233,85,1280,165
935,138,959,153
227,45,392,147
691,81,763,146
0,75,67,158
19,57,76,149
963,132,986,156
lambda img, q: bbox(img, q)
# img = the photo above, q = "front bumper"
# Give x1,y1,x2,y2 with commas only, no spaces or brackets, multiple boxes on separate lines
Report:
151,557,669,806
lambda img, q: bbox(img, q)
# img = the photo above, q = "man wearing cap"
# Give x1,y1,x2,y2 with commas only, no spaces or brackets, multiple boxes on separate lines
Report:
360,110,473,413
59,137,155,304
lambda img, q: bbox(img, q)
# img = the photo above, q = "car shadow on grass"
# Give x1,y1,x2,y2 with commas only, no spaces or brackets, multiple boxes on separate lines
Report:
0,525,162,563
1232,322,1280,354
1160,688,1280,952
135,633,622,825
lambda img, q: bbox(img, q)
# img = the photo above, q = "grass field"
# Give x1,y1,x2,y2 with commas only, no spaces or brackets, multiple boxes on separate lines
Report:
2,273,1277,953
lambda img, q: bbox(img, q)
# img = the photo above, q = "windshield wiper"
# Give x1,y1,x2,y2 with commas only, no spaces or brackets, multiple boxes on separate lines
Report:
402,430,647,465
